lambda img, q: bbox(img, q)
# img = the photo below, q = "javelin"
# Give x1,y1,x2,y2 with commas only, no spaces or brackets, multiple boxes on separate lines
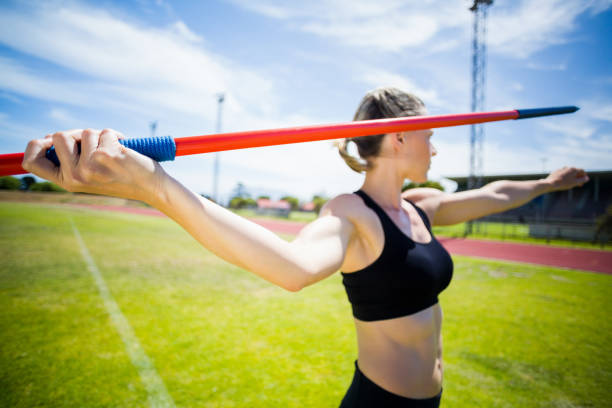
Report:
0,106,578,177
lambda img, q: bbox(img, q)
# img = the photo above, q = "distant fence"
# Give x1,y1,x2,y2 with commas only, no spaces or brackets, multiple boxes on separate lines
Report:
472,216,610,244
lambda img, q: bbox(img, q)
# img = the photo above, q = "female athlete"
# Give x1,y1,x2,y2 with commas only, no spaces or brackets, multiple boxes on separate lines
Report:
22,87,588,407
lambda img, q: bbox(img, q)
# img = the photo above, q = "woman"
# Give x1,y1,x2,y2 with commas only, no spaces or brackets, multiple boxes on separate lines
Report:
22,87,588,407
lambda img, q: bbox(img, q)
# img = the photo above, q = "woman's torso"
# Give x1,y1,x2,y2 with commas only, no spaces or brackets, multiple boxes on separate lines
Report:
340,191,449,399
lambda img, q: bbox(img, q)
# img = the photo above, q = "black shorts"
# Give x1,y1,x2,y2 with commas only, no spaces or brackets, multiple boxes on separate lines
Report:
339,361,442,408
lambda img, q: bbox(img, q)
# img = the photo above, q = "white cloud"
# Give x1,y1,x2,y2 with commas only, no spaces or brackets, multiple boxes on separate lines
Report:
579,101,612,123
229,0,610,59
0,5,278,128
230,0,612,59
488,0,611,59
301,15,439,52
589,0,612,14
0,111,50,153
430,132,608,181
548,134,612,166
539,121,596,140
168,21,203,43
358,69,445,109
0,57,91,106
526,62,567,71
0,91,24,104
227,0,469,53
49,108,78,124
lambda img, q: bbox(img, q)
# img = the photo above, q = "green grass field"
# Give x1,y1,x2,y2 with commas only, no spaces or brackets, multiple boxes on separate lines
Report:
1,202,610,407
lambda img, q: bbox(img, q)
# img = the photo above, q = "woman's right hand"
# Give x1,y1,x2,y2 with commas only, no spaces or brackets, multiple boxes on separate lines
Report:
22,128,167,204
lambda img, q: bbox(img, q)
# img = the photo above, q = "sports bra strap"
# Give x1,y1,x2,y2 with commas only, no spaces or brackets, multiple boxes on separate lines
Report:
354,190,432,232
405,200,432,232
353,190,391,225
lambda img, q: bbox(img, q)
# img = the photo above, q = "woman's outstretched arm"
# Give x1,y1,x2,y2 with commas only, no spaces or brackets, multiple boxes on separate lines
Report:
152,175,355,291
22,129,354,291
415,167,589,226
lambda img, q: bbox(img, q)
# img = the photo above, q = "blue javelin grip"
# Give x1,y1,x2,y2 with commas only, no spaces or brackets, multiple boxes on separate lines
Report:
45,136,176,167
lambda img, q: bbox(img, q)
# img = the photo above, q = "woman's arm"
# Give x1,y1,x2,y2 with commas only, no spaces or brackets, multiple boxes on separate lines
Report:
22,129,354,291
151,177,355,291
418,167,589,226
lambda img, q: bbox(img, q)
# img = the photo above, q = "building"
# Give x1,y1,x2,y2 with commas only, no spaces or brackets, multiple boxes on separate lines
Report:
256,198,291,218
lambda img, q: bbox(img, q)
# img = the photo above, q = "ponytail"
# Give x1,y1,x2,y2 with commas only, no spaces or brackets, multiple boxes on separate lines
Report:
336,138,370,173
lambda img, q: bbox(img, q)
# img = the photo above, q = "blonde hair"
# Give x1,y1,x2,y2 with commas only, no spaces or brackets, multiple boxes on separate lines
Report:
337,87,426,173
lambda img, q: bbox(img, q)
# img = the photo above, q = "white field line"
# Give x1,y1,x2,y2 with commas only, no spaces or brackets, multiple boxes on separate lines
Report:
70,219,176,408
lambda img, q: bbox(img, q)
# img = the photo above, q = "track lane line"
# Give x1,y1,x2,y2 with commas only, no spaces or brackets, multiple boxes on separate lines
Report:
70,218,175,408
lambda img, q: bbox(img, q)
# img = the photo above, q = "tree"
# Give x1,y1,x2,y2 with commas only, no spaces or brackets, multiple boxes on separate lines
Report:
312,195,328,214
401,180,444,192
21,176,36,190
231,182,250,199
229,197,245,209
257,195,270,200
29,182,66,192
229,197,256,209
281,195,299,211
0,176,21,190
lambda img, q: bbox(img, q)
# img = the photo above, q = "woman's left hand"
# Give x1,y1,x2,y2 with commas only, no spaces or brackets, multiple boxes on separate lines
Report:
544,166,589,192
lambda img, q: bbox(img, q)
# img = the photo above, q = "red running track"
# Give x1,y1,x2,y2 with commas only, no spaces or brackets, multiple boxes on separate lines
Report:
70,204,612,275
437,237,612,275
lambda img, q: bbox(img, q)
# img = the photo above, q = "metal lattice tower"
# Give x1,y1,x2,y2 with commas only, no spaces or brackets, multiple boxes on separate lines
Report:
466,0,492,235
468,0,493,191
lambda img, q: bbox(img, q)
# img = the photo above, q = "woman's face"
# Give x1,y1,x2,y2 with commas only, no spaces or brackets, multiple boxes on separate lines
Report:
400,128,437,183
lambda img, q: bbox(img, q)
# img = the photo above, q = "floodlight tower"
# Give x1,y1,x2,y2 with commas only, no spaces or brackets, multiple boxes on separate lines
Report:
213,93,225,203
150,121,157,138
467,0,493,234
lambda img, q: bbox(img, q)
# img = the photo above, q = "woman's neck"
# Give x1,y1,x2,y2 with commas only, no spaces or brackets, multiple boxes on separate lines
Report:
360,160,405,210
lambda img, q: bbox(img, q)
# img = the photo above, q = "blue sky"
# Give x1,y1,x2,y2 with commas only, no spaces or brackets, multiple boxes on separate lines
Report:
0,0,611,202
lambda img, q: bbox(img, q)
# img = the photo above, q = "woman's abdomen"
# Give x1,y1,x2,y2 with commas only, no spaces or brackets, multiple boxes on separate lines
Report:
353,303,443,399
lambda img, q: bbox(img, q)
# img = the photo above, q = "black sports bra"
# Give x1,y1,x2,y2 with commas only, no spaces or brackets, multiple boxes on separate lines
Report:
341,190,453,321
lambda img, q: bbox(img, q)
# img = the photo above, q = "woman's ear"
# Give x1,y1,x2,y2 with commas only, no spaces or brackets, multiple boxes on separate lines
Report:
390,132,404,152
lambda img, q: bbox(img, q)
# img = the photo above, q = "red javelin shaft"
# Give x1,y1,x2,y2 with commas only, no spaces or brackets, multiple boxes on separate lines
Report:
0,106,578,176
174,110,517,156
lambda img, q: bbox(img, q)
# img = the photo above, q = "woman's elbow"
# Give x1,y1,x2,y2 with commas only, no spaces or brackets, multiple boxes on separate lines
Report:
282,266,322,292
279,267,310,292
282,280,304,292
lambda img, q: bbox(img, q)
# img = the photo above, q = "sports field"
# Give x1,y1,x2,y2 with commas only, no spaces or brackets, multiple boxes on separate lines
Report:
1,202,611,407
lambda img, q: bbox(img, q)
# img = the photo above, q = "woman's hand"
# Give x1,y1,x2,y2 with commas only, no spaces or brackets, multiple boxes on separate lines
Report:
544,166,589,192
22,128,167,204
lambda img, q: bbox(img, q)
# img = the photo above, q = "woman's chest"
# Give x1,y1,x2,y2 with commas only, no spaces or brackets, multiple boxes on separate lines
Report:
342,206,432,272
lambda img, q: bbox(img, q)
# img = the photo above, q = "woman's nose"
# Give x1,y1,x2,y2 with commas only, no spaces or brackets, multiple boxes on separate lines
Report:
431,144,437,157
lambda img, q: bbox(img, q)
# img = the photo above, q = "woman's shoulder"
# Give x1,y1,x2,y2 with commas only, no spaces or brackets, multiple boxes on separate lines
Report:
401,187,447,225
320,192,371,221
401,187,446,204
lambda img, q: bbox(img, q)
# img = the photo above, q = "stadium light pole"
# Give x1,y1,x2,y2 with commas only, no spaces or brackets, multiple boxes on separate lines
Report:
213,93,225,203
150,121,157,139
